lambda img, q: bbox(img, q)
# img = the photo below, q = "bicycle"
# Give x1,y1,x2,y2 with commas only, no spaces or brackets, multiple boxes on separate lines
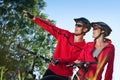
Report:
66,58,98,80
17,45,61,80
17,45,98,80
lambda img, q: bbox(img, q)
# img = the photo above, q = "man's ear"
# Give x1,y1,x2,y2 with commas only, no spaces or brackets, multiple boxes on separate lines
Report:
83,28,88,33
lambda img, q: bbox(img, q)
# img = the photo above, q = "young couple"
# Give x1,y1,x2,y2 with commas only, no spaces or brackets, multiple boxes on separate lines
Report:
23,10,115,80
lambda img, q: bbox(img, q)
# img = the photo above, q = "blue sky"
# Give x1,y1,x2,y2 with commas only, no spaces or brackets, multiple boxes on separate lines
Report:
42,0,120,79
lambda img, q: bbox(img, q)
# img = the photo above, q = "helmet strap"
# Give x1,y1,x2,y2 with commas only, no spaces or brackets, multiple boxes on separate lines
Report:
74,32,85,36
94,31,105,40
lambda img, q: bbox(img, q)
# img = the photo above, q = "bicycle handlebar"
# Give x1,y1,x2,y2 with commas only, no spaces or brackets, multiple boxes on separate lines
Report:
67,57,98,68
67,61,98,75
17,44,51,62
66,61,98,68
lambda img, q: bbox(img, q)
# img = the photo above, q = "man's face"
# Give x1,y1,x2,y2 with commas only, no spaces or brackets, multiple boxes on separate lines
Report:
74,22,84,35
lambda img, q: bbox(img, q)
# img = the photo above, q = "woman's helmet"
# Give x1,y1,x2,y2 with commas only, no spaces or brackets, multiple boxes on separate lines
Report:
74,17,91,32
91,22,112,36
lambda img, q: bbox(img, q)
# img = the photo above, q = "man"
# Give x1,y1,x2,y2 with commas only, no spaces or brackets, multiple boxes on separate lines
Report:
23,10,91,80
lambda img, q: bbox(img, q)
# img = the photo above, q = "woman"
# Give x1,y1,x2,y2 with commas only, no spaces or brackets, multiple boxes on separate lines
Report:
75,22,115,80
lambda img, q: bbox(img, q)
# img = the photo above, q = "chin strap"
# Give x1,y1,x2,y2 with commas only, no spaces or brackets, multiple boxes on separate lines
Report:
94,31,105,40
94,33,102,41
74,32,85,36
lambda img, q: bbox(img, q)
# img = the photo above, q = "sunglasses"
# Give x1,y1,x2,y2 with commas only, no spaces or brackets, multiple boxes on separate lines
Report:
75,24,83,27
93,27,100,30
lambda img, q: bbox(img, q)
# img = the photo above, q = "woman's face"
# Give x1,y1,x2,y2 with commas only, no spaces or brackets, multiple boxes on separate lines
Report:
92,26,101,38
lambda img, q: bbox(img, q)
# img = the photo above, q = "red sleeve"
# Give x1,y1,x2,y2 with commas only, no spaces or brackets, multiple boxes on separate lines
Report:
33,17,70,39
104,46,115,80
58,57,71,64
58,42,86,64
76,48,86,77
77,48,86,62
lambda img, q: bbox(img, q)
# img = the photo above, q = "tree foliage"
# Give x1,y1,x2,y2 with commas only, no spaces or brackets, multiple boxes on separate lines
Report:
0,0,56,79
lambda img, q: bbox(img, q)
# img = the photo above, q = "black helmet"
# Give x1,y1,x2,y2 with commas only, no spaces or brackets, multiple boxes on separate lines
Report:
91,22,112,36
74,17,91,32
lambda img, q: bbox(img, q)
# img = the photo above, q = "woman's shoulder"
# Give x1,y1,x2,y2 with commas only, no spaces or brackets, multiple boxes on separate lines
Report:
105,38,115,48
83,41,95,49
86,41,94,46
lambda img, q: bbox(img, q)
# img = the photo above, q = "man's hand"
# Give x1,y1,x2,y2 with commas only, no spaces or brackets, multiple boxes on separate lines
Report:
74,60,85,67
74,60,91,68
23,10,34,19
51,58,60,65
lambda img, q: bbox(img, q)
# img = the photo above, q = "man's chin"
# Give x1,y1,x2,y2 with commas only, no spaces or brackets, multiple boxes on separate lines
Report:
74,33,80,36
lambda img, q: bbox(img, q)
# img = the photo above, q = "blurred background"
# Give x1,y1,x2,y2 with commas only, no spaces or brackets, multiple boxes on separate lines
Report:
0,0,119,80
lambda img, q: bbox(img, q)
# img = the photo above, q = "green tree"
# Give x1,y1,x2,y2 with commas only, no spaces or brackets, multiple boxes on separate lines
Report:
0,0,56,79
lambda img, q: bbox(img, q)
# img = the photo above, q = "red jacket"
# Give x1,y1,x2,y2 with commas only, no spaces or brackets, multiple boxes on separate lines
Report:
33,17,86,77
77,39,115,80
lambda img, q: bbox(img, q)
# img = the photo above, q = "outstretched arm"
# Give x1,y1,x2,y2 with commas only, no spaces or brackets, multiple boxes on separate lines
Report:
23,10,70,39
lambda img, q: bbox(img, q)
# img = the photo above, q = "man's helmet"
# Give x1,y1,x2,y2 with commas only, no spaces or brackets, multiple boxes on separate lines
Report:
74,17,91,32
91,22,112,36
